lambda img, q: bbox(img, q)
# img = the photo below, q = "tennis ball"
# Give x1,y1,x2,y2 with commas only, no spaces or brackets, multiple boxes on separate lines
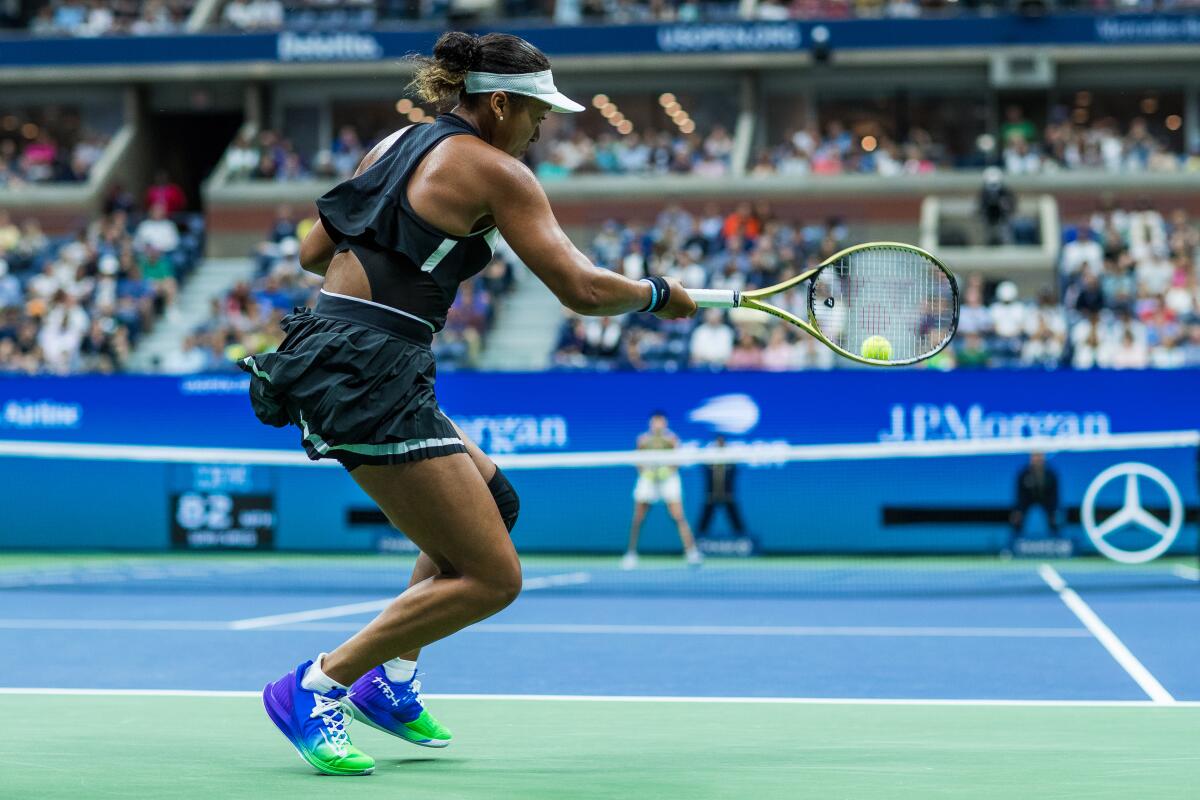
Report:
861,335,892,360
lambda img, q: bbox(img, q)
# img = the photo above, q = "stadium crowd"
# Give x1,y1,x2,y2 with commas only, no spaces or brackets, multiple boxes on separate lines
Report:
530,125,736,179
229,122,738,181
185,207,517,372
552,201,1200,370
753,109,1190,177
0,176,204,374
23,0,194,35
230,105,1188,186
9,0,1200,33
0,114,109,186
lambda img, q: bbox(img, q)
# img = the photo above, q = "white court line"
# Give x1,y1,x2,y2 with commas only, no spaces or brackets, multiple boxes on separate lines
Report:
469,623,1090,638
0,618,1089,638
1173,565,1200,582
228,599,392,630
1038,564,1175,705
227,572,592,630
1,687,1197,708
0,620,233,631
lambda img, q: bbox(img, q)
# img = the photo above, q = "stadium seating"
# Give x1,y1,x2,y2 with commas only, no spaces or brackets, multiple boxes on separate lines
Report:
24,0,195,35
0,206,204,374
551,201,1200,371
0,110,111,186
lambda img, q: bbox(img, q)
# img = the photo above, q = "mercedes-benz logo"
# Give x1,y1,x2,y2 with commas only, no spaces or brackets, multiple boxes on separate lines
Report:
1081,462,1183,564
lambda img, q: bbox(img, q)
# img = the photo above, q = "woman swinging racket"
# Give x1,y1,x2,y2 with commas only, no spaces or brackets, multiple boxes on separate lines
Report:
242,31,696,775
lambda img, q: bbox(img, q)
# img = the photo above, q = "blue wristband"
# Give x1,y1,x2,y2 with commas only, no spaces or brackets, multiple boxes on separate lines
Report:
639,278,657,313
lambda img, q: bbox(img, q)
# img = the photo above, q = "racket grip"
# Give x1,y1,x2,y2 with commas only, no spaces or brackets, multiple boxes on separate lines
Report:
687,289,740,308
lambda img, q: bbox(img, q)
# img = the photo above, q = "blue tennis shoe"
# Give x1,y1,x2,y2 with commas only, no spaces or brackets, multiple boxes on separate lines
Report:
347,666,453,748
262,660,375,776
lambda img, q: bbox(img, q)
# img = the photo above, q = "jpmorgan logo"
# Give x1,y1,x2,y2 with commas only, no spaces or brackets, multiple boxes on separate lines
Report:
1081,462,1183,564
879,403,1110,442
277,32,383,62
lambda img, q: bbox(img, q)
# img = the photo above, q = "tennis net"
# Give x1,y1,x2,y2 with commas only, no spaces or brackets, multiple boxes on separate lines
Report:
0,431,1196,598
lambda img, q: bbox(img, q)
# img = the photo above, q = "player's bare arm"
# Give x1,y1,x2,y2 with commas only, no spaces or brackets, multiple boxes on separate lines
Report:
484,153,696,320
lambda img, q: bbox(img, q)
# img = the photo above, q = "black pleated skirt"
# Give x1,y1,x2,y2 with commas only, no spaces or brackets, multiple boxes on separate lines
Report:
238,292,466,470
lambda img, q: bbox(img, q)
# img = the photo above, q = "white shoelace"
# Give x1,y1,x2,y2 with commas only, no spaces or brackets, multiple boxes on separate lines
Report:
310,694,355,757
371,675,423,709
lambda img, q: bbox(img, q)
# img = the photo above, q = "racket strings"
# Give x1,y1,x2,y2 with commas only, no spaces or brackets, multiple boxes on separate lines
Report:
812,246,955,364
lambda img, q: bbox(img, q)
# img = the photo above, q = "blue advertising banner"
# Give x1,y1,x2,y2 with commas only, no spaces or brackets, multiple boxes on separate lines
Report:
0,370,1196,556
2,15,1200,69
0,370,1196,452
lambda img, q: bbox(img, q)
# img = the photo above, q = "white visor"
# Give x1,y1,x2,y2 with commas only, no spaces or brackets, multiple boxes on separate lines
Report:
463,69,585,114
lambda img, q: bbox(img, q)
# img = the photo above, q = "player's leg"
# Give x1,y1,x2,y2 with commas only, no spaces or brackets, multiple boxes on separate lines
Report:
666,501,699,549
264,454,516,771
725,500,747,535
1005,501,1030,556
664,474,701,565
327,455,519,678
351,422,513,747
624,490,651,569
396,420,499,663
1042,500,1061,537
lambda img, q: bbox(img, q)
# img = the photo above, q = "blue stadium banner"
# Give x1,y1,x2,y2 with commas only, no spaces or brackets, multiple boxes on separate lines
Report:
1,371,1196,555
0,370,1197,451
3,15,1200,69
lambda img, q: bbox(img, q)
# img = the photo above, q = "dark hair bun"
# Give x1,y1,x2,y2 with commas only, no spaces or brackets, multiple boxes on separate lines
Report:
433,31,480,74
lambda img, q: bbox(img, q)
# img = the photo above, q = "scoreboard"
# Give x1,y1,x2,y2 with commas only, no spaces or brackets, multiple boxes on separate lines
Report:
169,464,276,550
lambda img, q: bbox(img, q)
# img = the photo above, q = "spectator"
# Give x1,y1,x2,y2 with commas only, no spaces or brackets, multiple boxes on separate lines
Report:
957,332,990,368
989,281,1025,361
727,330,764,370
956,284,992,337
583,316,622,361
37,292,89,372
330,125,365,177
0,211,20,254
225,133,260,179
144,170,186,215
161,334,210,374
1000,105,1038,148
0,259,20,308
134,203,180,254
222,0,283,29
689,309,735,368
978,168,1015,245
1110,329,1150,369
138,245,178,305
1060,224,1104,281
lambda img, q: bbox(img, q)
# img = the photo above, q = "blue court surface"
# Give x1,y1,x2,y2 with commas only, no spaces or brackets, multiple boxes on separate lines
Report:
2,554,1198,703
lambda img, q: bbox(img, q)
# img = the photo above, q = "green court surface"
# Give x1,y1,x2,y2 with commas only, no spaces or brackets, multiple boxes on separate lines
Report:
6,695,1197,800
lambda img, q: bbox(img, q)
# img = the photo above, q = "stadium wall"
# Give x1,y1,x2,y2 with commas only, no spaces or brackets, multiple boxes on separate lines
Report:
0,371,1196,558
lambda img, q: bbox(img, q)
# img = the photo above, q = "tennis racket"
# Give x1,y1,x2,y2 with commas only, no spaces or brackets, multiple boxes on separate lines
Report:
687,242,959,366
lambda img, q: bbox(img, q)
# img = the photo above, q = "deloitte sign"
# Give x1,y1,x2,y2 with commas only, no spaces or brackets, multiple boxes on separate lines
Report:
277,32,383,62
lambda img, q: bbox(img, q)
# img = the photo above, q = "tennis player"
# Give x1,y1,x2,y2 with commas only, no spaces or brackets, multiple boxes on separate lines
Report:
241,32,695,776
621,411,703,569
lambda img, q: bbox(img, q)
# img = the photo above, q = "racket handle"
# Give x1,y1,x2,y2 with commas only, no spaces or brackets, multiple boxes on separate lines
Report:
687,289,741,308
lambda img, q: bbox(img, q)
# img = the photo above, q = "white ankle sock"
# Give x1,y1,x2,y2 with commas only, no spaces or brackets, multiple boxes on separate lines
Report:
300,653,348,695
382,657,417,684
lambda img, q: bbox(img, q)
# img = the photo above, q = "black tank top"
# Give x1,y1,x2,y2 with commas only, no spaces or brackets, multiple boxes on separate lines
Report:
315,113,499,333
